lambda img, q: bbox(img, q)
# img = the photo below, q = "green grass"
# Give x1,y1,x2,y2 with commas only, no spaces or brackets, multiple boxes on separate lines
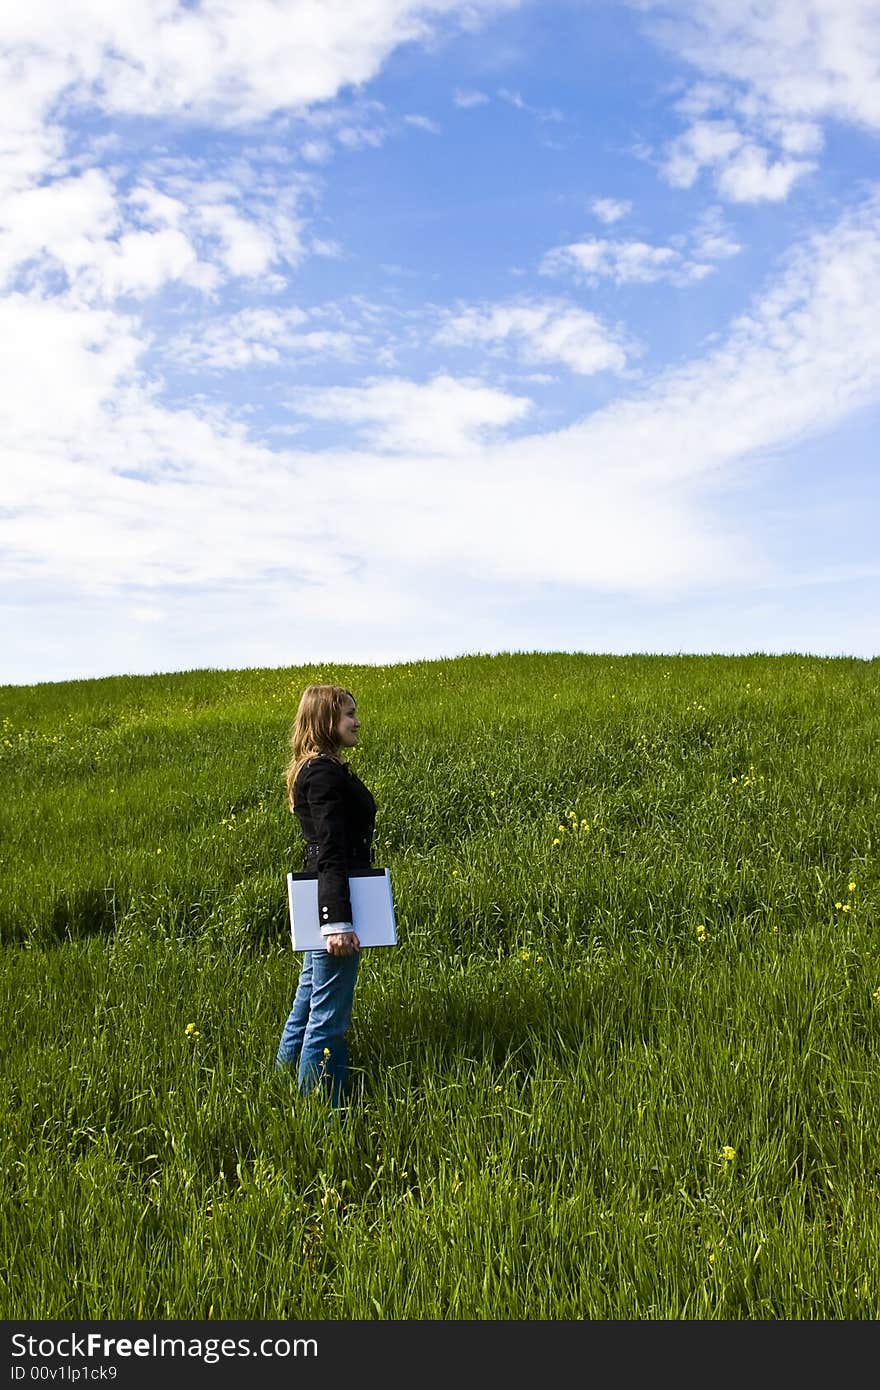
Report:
2,651,879,1317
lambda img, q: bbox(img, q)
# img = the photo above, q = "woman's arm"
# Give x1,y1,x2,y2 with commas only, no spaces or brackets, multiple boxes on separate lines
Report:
304,759,355,927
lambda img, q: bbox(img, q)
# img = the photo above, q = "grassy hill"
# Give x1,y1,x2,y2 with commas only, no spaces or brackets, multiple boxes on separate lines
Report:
2,651,879,1317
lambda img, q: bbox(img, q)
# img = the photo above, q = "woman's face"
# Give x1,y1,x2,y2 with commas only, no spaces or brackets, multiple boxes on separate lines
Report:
335,696,360,749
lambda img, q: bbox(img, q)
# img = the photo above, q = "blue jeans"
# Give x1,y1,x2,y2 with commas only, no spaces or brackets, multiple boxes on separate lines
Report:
276,949,360,1106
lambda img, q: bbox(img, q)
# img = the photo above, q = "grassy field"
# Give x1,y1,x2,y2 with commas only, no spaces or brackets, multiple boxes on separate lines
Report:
2,650,879,1318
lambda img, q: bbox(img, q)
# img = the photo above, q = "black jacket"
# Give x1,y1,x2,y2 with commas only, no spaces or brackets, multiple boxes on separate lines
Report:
293,753,377,926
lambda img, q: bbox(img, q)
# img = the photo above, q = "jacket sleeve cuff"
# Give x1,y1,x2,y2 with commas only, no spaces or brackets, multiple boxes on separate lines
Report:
321,921,354,937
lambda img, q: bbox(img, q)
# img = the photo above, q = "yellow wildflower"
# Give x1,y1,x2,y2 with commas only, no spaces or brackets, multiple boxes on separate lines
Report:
322,1047,331,1058
520,951,531,962
558,824,566,833
720,1146,736,1162
872,987,880,1006
842,903,851,913
848,881,856,892
835,901,843,910
552,838,560,847
695,923,708,943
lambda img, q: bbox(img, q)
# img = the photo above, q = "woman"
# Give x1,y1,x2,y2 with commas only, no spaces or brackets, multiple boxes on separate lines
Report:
276,683,376,1106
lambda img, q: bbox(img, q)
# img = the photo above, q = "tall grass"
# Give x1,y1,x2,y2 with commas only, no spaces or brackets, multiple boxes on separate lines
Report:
2,652,879,1317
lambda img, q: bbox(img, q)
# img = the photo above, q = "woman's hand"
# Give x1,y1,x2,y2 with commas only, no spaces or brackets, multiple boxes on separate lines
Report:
326,931,360,956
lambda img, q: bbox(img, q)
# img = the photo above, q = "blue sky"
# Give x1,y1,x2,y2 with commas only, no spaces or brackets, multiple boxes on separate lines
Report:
2,0,879,685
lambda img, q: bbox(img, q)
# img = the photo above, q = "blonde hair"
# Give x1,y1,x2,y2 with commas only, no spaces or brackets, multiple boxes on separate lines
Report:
284,684,355,811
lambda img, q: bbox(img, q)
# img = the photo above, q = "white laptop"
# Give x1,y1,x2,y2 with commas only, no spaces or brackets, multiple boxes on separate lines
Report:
286,868,398,951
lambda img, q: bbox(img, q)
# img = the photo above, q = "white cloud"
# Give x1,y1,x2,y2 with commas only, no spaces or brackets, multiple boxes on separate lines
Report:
0,293,357,595
717,143,816,202
193,203,278,277
310,238,344,259
641,0,880,200
435,298,630,375
541,211,741,291
388,192,880,591
453,88,490,108
660,117,748,188
0,162,311,300
769,118,825,157
0,294,144,451
4,194,880,616
0,54,69,199
590,197,632,224
99,227,214,298
0,1,520,130
660,117,816,201
642,0,880,133
0,167,117,289
689,206,742,260
168,308,362,371
541,236,711,286
565,193,880,494
0,2,516,295
287,374,532,453
292,97,392,161
497,87,563,122
336,123,389,151
404,114,442,134
299,138,335,164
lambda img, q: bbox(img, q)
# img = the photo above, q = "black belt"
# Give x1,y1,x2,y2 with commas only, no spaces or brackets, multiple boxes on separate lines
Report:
305,838,373,860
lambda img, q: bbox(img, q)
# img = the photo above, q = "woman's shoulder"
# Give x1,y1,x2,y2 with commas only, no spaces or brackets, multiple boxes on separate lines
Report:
295,753,347,785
